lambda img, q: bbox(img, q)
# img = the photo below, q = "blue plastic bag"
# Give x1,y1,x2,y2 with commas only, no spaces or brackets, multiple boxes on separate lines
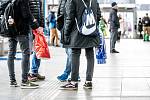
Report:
95,29,107,64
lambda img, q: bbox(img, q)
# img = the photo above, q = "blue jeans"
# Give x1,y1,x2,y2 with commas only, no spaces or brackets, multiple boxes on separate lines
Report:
31,52,41,74
7,35,30,82
63,48,72,75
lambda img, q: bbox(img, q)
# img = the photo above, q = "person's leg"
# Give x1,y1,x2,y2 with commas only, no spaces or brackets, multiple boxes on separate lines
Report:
64,48,72,74
31,52,45,80
57,48,72,81
110,29,119,53
71,48,81,82
54,29,59,46
110,31,114,51
31,52,41,74
50,28,55,46
18,36,30,83
85,47,94,81
18,35,39,89
60,48,81,90
83,47,94,89
7,38,18,86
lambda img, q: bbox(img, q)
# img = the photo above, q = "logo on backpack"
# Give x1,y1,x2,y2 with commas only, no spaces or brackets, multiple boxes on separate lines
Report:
75,0,97,36
0,0,17,37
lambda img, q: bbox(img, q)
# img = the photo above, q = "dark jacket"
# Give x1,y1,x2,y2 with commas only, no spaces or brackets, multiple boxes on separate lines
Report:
56,0,67,31
56,0,67,43
109,8,120,30
142,16,150,27
29,0,44,27
63,0,101,48
138,20,143,32
14,0,39,36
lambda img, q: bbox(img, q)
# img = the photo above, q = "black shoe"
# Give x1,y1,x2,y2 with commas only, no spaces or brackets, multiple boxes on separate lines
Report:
83,81,92,89
111,49,119,53
60,82,78,90
10,80,19,87
21,81,39,89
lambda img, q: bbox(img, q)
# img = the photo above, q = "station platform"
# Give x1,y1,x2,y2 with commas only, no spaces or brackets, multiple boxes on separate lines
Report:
0,39,150,100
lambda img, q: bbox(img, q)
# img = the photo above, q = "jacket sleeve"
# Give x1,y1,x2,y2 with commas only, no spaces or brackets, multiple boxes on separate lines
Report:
20,0,39,29
56,0,64,31
97,3,101,22
64,0,76,36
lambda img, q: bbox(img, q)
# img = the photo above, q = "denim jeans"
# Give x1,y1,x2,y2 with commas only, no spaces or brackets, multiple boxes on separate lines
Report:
71,48,94,82
63,48,72,75
31,52,41,74
7,35,30,82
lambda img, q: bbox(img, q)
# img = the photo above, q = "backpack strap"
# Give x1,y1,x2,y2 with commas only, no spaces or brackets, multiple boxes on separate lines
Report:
81,0,87,8
11,0,16,3
81,0,92,8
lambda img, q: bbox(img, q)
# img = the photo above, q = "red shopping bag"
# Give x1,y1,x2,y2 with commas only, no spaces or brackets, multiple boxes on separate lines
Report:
32,27,50,59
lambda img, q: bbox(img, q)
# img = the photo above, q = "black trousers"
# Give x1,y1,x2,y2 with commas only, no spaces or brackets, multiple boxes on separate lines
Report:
71,47,94,82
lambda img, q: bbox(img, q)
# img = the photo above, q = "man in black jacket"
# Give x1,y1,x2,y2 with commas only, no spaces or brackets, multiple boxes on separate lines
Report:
109,2,120,53
56,0,81,82
7,0,39,89
28,0,45,82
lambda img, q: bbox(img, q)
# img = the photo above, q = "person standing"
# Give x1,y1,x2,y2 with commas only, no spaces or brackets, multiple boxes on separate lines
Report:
48,10,60,47
138,18,143,39
60,0,101,90
27,0,45,82
56,0,73,81
109,2,120,53
142,13,150,41
7,0,39,89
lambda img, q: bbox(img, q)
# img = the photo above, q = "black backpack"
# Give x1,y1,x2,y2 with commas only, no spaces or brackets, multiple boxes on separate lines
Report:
0,0,17,37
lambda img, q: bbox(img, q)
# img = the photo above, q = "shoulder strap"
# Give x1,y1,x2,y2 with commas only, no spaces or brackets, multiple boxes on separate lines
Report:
81,0,92,8
81,0,87,8
11,0,16,4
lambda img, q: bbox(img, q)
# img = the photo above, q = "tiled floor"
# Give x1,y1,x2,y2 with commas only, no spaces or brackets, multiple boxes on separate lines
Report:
1,39,150,100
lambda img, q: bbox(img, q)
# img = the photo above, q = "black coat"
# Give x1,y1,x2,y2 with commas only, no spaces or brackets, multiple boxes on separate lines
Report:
13,0,39,36
138,20,143,32
56,0,67,31
29,0,44,27
109,8,120,30
63,0,101,48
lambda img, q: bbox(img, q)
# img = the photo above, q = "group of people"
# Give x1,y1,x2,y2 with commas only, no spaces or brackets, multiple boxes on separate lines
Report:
138,13,150,41
5,0,120,90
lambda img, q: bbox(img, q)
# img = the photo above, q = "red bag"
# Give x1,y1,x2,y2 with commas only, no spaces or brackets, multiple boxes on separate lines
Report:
32,27,50,59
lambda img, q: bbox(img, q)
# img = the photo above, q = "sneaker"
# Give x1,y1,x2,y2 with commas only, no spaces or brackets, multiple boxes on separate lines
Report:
57,73,69,82
21,81,39,89
37,74,45,80
28,74,38,82
60,82,78,90
10,80,19,87
83,81,92,89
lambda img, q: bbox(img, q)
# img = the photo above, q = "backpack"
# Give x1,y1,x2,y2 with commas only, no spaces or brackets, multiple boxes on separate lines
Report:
143,17,150,26
0,0,17,37
75,0,97,36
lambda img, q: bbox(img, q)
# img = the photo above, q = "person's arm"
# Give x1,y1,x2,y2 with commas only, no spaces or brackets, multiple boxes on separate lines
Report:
97,3,101,23
20,0,39,29
64,0,75,36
